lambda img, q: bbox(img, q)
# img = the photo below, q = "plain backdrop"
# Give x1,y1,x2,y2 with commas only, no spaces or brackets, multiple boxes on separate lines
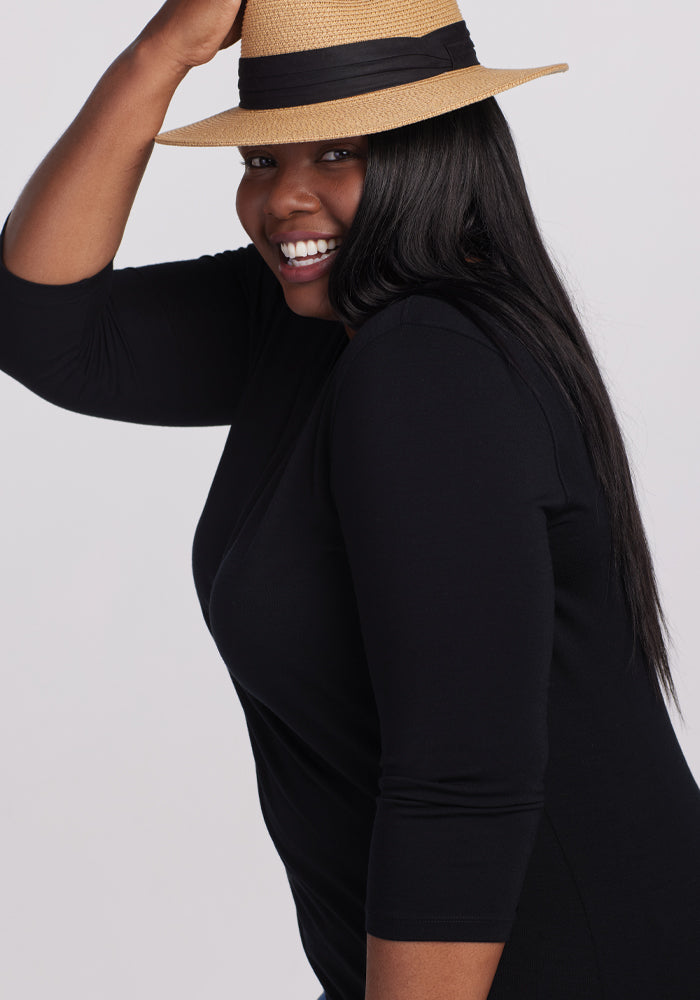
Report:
1,2,698,998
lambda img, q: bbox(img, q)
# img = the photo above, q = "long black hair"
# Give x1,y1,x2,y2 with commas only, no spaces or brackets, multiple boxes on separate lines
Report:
327,97,683,720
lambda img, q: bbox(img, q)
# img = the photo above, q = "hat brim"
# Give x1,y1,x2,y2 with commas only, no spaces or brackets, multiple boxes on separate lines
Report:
154,62,568,147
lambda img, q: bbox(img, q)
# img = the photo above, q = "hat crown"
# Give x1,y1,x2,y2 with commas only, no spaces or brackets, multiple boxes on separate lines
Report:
155,0,568,148
240,0,464,58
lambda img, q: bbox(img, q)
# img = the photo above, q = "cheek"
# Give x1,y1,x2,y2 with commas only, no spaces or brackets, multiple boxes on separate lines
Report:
235,189,246,233
235,183,258,236
341,169,367,223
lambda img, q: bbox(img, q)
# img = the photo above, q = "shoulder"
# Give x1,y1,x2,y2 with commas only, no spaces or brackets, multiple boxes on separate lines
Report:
344,292,499,362
121,241,276,298
330,291,570,505
332,291,544,427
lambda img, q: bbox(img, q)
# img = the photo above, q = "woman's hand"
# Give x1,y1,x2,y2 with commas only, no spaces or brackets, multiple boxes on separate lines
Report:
137,0,244,73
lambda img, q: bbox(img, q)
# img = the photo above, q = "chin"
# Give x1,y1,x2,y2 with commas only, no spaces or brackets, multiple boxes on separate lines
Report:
283,286,337,323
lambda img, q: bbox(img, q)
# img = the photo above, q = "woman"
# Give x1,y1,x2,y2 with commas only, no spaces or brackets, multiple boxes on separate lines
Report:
1,1,699,998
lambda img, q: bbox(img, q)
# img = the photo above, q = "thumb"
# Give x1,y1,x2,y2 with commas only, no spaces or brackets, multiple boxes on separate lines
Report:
220,0,246,50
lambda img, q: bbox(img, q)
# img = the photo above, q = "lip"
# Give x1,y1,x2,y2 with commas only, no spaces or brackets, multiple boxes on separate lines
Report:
277,243,340,284
270,230,342,245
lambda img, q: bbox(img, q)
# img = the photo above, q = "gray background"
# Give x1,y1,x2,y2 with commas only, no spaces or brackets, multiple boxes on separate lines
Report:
1,1,698,997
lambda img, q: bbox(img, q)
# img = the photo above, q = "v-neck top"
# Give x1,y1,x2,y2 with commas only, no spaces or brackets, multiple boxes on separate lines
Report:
2,223,700,1000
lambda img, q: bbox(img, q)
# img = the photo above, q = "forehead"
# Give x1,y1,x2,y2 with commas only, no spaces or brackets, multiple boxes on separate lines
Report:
237,135,368,153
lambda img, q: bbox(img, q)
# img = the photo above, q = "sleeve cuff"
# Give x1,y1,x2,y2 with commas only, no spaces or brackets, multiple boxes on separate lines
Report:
0,213,114,303
366,913,513,942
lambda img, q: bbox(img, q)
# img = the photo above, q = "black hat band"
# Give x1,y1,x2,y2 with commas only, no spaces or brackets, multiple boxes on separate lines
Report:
238,20,479,111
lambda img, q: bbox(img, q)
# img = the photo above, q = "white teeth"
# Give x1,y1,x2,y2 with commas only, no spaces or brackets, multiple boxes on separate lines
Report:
286,251,334,268
280,237,342,260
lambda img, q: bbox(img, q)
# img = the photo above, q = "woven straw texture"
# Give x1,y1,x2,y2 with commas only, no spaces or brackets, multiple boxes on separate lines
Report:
154,0,568,147
241,0,463,57
156,63,568,147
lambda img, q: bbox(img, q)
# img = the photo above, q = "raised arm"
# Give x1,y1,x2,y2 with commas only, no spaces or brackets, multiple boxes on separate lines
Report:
0,0,263,428
3,0,244,284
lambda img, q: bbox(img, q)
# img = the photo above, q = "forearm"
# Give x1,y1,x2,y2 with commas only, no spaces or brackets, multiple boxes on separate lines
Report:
365,934,505,1000
2,35,188,285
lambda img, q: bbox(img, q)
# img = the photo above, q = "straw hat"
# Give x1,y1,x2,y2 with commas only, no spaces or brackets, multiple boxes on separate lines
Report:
154,0,568,147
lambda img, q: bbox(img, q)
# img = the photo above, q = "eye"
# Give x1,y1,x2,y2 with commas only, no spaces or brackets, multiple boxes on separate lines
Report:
320,148,355,162
239,147,357,170
240,155,274,169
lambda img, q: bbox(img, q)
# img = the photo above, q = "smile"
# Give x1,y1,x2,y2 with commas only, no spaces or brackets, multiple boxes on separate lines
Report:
277,243,340,284
285,249,337,268
280,237,341,259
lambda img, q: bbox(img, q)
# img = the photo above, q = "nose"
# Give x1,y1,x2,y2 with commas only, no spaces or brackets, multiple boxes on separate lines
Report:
263,163,322,219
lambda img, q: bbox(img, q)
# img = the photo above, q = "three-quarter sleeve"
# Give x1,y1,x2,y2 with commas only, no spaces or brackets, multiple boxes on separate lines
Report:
0,216,262,426
329,309,566,942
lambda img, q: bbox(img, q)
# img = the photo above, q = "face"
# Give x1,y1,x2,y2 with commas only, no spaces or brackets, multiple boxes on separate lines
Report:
236,136,369,333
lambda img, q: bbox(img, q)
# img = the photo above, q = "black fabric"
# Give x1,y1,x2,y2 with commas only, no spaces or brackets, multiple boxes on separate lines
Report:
2,225,700,1000
238,20,479,110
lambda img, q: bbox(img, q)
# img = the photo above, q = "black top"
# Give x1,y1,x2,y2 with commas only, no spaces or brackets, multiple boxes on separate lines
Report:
2,222,700,1000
